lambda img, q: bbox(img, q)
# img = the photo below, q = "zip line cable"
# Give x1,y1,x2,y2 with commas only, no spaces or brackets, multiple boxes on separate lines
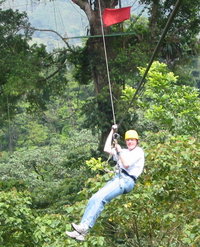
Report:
118,0,183,127
98,0,116,125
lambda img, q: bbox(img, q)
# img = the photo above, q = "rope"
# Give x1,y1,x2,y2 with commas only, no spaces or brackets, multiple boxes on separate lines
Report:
95,2,151,127
6,95,12,152
118,0,183,127
98,0,116,125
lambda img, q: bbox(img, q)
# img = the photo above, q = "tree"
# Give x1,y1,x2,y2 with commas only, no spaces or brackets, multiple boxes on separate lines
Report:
120,61,200,135
1,0,199,155
140,0,200,64
0,7,69,127
67,0,151,149
7,0,200,150
67,0,200,150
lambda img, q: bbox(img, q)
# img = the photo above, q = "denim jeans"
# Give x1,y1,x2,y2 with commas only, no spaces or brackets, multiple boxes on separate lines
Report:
80,173,135,228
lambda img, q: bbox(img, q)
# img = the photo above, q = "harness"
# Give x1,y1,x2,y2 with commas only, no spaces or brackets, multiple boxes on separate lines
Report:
112,132,137,183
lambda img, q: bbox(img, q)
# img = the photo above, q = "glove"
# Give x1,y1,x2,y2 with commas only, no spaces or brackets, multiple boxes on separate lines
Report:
112,124,118,130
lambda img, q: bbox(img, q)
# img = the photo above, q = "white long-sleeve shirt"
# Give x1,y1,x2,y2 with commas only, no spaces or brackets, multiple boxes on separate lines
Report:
113,146,145,179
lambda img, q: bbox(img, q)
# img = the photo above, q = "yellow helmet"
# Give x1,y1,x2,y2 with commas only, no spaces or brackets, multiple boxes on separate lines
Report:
125,130,139,140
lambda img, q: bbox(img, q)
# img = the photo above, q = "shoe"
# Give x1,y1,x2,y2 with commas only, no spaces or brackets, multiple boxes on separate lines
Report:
65,230,85,241
71,223,89,235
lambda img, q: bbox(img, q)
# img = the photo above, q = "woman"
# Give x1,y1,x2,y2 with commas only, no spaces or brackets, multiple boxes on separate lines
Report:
66,125,145,241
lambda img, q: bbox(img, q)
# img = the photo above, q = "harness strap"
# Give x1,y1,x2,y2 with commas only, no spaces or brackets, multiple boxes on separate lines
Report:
121,169,137,183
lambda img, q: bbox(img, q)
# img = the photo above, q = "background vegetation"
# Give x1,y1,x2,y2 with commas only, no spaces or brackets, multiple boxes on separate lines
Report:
0,0,199,246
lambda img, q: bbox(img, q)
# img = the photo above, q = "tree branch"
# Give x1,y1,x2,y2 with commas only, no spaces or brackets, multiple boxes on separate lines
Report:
71,0,87,10
28,26,74,52
44,61,67,81
71,0,94,23
24,26,74,82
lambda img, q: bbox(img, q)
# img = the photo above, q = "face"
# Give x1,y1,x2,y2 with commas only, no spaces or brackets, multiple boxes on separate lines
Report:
125,138,138,150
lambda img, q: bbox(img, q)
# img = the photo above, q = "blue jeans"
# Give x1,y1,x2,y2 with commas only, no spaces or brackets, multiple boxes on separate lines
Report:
80,173,135,228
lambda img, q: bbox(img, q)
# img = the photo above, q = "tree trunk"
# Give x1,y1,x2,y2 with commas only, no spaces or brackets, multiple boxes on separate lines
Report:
71,0,120,150
149,0,160,40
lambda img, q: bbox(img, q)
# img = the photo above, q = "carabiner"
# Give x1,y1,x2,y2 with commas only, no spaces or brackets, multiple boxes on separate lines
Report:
113,133,120,140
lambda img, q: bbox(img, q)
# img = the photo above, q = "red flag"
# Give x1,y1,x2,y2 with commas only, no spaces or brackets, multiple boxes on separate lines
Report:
103,6,131,27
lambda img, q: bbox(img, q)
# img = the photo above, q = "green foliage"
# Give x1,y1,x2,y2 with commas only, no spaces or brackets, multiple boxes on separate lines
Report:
0,2,199,246
0,78,95,152
121,86,136,102
0,190,35,247
139,61,200,135
86,157,107,172
110,16,151,84
20,120,50,147
0,146,66,185
121,61,200,135
44,132,198,246
90,133,199,246
67,15,151,143
0,136,95,210
0,12,48,114
0,190,85,247
81,90,115,134
0,7,70,123
140,0,200,60
67,46,92,85
33,214,67,247
0,132,199,246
